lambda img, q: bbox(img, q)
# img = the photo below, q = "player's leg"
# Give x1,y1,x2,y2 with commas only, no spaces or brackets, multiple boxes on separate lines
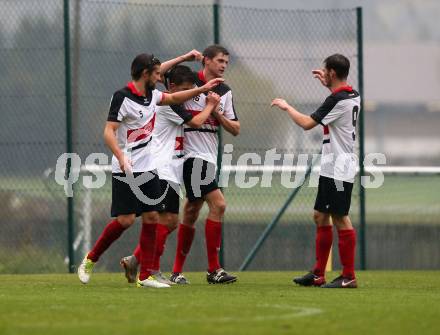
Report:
204,189,237,284
294,176,334,287
78,173,138,284
321,179,357,288
320,214,357,288
121,179,179,284
171,158,203,278
120,211,179,284
150,211,179,285
171,198,203,280
137,172,170,288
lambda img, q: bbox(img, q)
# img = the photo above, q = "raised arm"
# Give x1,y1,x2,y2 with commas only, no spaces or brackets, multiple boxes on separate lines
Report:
160,78,224,106
271,98,318,131
159,49,203,76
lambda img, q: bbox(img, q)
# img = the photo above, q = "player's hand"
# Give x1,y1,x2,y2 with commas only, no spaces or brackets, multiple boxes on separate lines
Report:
201,78,224,92
206,91,221,108
271,98,290,111
118,154,133,174
312,69,328,87
182,49,203,62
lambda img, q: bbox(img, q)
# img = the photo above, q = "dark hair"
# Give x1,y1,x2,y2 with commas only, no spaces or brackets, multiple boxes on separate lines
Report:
165,65,196,89
131,53,161,80
202,44,229,65
324,54,350,80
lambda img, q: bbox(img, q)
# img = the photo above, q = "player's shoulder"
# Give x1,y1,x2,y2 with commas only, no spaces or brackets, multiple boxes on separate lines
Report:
112,86,139,103
331,88,359,101
169,104,185,113
212,82,232,97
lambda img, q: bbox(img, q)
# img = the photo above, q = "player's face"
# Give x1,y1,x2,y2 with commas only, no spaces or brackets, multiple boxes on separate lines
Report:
145,65,161,90
205,53,229,78
169,82,194,94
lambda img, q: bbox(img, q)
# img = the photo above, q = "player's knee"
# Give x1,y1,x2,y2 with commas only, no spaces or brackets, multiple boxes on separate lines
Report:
313,211,328,226
166,214,179,231
332,214,352,230
215,200,226,216
185,204,200,222
117,215,135,228
142,211,159,224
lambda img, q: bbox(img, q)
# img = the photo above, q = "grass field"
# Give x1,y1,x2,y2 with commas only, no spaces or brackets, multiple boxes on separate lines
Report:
1,271,439,335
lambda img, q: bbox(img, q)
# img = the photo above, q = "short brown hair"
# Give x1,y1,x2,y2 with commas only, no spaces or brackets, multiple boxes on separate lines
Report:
324,54,350,80
202,44,229,65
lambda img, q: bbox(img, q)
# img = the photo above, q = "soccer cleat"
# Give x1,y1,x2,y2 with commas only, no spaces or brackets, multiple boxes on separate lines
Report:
321,275,357,288
78,256,95,284
293,272,326,287
120,255,138,283
170,272,190,285
206,268,237,284
151,271,175,285
136,276,171,288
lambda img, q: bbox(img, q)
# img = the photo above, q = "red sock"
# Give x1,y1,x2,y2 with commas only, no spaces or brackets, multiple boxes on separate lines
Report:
205,219,222,273
312,225,333,277
152,224,173,271
172,223,195,273
139,223,158,281
87,219,127,262
338,229,356,279
133,244,141,263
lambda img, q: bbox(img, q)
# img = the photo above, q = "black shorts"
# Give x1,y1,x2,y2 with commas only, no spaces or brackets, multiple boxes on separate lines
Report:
314,175,354,216
158,179,180,214
111,171,162,217
183,158,219,202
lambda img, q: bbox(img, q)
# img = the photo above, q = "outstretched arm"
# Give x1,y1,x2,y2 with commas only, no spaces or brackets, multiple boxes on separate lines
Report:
271,98,318,130
160,78,224,106
160,49,203,76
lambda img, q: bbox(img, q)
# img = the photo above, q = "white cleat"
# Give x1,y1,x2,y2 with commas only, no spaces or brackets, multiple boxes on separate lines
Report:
151,271,175,286
78,256,95,284
137,276,171,288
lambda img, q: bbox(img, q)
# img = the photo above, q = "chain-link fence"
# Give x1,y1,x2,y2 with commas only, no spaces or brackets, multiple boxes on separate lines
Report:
1,1,438,274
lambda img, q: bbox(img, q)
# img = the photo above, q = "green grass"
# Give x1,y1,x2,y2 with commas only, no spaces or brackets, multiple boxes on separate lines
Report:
0,271,439,335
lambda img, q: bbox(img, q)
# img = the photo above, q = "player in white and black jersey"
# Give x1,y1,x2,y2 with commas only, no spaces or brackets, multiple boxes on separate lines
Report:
77,52,223,289
119,66,221,285
172,45,240,284
272,54,360,288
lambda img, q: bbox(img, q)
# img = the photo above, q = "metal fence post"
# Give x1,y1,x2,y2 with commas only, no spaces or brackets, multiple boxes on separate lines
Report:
357,7,366,270
213,0,225,267
64,0,75,273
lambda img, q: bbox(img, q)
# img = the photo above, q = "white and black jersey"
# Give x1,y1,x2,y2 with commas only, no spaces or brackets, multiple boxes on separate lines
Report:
310,86,361,183
107,82,164,173
183,70,238,166
151,104,193,184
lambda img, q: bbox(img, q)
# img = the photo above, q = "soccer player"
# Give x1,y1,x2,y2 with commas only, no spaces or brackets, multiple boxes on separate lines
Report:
271,54,360,288
77,52,223,288
120,65,221,285
171,45,240,284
